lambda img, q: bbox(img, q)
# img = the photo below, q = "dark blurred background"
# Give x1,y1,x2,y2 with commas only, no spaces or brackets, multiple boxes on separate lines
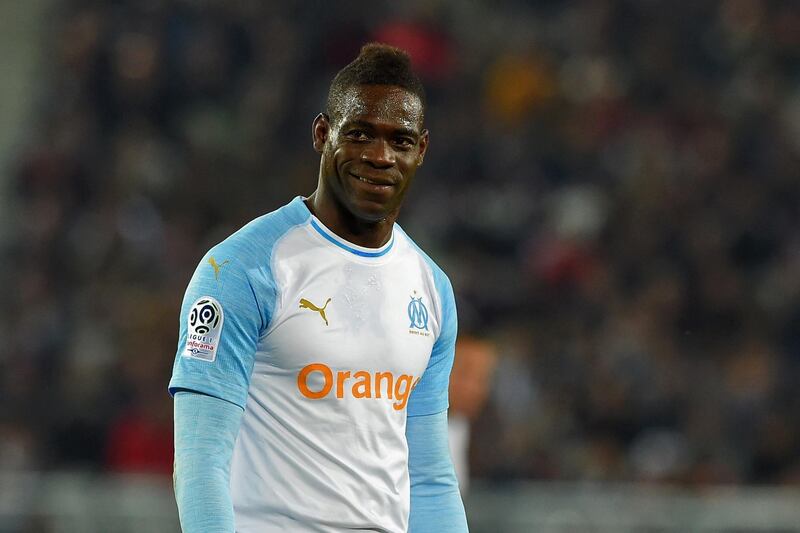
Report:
2,0,800,531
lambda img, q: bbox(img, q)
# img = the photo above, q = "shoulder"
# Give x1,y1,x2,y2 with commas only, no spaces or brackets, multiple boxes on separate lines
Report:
395,224,453,293
209,197,311,268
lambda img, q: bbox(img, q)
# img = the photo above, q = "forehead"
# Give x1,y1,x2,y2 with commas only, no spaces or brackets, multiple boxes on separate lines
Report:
336,85,424,130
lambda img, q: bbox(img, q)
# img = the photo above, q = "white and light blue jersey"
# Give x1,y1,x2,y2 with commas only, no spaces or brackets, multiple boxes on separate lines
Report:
169,196,457,532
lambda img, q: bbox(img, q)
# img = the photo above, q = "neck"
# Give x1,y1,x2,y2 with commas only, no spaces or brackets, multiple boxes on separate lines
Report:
305,192,396,249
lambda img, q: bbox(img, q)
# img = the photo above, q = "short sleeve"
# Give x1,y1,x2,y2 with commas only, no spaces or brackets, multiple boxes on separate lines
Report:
407,274,457,417
168,246,271,409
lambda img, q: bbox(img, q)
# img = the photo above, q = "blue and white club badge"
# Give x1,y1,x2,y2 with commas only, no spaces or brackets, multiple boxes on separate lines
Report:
183,296,224,362
408,294,429,331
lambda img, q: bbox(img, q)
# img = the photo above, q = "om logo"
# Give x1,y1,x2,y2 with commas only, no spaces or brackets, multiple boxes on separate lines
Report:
408,295,429,331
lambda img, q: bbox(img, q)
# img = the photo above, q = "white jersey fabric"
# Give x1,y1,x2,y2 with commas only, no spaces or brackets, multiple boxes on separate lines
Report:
169,197,457,532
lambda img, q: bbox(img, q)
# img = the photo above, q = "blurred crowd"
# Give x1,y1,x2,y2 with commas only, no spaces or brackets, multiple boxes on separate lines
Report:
3,0,800,486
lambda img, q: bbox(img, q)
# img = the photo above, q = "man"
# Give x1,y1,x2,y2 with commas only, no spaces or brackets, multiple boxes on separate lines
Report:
448,336,498,493
169,43,468,532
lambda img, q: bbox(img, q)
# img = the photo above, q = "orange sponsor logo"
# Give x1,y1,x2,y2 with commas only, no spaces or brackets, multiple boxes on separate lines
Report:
297,363,420,411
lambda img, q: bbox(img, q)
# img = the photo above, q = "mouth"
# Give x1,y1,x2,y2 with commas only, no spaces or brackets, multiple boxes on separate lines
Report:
350,172,395,186
349,172,396,193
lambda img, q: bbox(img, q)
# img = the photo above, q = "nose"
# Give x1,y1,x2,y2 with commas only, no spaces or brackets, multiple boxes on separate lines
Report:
360,139,395,168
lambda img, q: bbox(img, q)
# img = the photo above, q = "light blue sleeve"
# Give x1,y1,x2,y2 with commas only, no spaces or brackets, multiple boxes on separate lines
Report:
407,268,457,417
407,410,468,532
173,391,243,533
168,237,271,408
168,199,310,407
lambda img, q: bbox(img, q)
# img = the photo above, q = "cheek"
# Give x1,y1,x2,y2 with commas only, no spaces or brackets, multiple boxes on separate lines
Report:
397,159,419,182
332,147,360,173
326,146,346,174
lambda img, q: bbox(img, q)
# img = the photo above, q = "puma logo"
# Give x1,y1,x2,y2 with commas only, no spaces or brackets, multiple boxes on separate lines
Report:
299,297,332,326
208,256,230,281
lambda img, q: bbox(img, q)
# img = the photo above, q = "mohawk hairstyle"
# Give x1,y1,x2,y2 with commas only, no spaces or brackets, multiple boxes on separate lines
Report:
325,43,426,124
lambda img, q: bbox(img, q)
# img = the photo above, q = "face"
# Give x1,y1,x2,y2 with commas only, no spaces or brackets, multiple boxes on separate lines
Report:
313,85,429,223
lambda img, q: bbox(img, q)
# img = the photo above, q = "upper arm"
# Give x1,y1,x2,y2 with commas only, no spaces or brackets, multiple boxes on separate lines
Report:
168,243,273,409
407,274,457,417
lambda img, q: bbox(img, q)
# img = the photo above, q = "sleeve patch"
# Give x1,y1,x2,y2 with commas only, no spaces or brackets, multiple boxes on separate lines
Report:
182,296,225,362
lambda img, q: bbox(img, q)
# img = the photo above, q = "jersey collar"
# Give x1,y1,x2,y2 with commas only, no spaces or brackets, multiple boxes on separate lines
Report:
300,199,395,258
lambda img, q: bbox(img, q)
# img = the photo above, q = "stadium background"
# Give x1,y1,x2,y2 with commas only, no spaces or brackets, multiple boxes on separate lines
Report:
1,0,800,531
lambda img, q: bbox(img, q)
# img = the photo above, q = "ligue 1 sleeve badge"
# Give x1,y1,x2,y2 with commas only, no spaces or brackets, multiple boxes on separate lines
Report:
183,296,224,362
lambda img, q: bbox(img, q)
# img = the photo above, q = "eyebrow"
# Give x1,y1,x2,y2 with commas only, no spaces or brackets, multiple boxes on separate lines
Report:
342,120,419,138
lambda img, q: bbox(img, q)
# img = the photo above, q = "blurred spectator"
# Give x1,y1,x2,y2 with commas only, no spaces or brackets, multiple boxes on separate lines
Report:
449,336,498,492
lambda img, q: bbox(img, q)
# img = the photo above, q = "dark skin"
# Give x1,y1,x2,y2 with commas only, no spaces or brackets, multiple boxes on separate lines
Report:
307,84,429,248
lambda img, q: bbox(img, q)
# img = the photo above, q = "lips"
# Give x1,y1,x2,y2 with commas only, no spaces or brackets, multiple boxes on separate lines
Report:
348,172,397,198
350,172,396,187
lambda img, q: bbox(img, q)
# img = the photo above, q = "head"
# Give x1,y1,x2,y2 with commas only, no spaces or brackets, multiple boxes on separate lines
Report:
313,43,429,224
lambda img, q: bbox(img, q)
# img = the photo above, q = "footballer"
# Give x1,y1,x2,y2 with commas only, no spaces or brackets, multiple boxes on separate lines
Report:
169,43,468,532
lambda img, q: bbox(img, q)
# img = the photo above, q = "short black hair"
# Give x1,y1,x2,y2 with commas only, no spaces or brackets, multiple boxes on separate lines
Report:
326,43,426,124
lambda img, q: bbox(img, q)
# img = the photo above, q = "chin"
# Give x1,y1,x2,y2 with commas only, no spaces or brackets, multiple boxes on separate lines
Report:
351,205,391,223
333,181,401,223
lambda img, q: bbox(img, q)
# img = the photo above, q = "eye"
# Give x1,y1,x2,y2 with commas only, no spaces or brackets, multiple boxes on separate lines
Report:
346,130,370,142
393,137,415,150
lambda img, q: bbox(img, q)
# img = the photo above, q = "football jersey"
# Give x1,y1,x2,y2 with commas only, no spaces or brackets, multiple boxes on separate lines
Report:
168,196,457,532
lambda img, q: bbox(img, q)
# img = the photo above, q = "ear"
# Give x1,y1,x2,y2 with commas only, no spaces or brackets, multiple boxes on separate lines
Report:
417,129,430,166
312,113,330,153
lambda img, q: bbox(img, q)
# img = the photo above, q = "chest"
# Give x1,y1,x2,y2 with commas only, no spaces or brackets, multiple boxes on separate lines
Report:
258,250,438,380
